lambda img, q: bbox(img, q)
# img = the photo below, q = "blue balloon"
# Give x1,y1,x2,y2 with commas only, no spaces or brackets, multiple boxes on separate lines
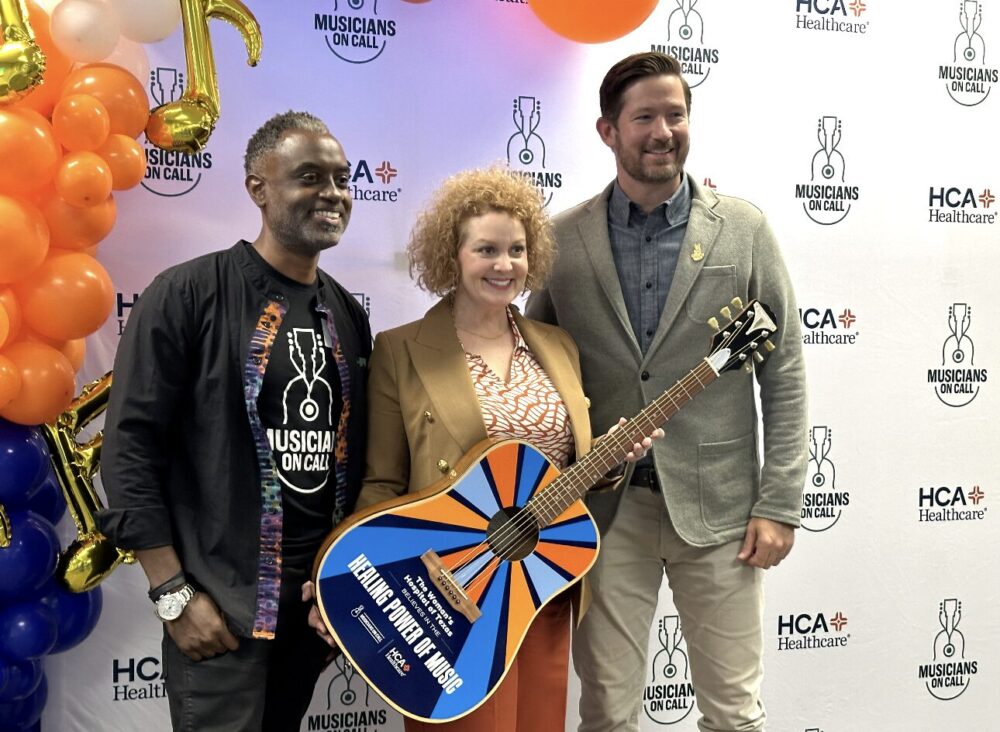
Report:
39,584,103,654
24,470,65,527
0,420,49,509
0,659,42,702
0,673,47,729
0,511,58,602
0,600,57,661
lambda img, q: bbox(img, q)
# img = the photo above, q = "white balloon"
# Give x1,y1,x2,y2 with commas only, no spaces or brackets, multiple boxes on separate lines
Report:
99,35,150,86
109,0,182,44
51,0,121,63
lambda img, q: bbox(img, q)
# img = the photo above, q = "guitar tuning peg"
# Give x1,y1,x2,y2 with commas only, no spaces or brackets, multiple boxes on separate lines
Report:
753,351,764,363
719,306,732,320
707,317,720,330
730,296,743,310
743,361,754,373
764,340,776,352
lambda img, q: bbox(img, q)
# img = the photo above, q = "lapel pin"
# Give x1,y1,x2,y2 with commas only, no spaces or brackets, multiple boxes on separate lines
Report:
691,243,704,262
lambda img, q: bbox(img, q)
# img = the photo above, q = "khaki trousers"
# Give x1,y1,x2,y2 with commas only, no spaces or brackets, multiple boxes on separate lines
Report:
573,485,765,732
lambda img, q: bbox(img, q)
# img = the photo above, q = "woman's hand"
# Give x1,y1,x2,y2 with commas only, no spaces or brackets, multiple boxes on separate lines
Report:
608,417,665,463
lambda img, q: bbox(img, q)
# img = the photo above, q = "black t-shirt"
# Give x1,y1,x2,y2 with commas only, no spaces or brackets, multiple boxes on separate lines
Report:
248,246,343,566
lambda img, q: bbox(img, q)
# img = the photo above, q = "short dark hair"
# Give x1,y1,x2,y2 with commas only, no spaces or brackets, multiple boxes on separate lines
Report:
599,52,691,122
244,111,330,175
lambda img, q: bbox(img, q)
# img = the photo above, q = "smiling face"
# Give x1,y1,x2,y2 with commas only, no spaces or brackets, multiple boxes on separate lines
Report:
453,211,528,317
597,73,690,204
249,129,352,257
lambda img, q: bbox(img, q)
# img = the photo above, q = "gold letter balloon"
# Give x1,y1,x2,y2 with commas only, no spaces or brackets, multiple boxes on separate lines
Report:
0,0,46,104
145,0,261,154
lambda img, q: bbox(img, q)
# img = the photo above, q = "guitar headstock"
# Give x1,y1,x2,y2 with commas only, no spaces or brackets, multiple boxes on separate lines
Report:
706,298,778,374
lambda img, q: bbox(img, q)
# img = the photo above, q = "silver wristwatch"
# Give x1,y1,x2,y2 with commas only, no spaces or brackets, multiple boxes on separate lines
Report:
154,584,196,621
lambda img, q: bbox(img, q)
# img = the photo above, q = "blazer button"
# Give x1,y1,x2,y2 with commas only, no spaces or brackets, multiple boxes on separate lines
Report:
424,411,434,423
584,397,591,408
437,459,450,473
641,371,650,381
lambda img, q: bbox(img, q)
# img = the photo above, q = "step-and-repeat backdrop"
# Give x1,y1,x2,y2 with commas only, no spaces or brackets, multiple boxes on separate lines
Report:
40,1,999,730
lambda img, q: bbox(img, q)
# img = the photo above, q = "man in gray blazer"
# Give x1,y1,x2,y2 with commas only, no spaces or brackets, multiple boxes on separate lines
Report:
527,53,807,731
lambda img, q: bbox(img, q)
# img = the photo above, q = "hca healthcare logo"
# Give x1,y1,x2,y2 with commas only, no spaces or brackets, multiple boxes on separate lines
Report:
917,484,987,524
776,610,850,651
802,426,849,532
799,306,858,345
115,291,140,336
650,0,720,88
313,0,398,65
110,655,165,702
927,303,988,407
642,615,695,725
918,598,979,700
142,67,213,197
506,96,563,207
940,1,997,106
348,158,401,203
794,0,870,35
794,116,859,225
927,185,995,224
306,656,388,731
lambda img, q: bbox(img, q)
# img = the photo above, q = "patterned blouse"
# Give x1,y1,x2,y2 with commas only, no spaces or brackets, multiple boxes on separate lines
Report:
461,312,575,469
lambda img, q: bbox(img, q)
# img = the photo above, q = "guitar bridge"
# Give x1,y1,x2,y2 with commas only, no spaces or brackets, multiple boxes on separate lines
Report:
420,550,481,624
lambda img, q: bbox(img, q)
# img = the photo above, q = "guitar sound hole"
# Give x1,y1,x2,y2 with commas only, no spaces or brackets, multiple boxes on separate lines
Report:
487,507,539,561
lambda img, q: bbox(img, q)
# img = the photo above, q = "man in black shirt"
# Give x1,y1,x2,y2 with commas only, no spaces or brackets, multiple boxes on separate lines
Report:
99,111,371,731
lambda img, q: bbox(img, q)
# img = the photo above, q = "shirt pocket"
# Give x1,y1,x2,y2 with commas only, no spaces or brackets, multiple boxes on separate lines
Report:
683,265,738,325
698,431,756,531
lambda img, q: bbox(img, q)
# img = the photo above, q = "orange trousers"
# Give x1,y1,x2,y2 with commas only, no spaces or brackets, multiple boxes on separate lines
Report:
404,596,572,732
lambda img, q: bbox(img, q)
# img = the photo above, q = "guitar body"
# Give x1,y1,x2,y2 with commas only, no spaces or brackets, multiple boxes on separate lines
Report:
315,439,600,723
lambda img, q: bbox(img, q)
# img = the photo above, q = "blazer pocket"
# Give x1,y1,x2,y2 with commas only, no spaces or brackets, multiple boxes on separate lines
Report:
684,265,738,324
698,431,756,532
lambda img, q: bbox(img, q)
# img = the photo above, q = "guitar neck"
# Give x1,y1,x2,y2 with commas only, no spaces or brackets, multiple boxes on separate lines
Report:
527,358,719,527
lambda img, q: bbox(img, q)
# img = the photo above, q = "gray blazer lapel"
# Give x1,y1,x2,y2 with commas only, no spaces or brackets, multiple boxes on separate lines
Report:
408,300,488,451
645,180,723,362
576,183,641,361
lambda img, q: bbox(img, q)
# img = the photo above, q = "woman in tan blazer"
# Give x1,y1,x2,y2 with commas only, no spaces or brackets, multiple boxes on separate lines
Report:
355,168,655,732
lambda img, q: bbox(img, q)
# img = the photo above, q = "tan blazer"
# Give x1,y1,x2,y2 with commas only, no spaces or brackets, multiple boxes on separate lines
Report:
358,298,594,509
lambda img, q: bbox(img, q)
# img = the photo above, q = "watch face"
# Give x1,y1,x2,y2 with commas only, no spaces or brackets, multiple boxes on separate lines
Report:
157,595,184,621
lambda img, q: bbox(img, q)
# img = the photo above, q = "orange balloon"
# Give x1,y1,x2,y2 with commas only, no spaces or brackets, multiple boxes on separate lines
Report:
95,133,147,190
55,151,114,208
0,196,50,283
13,1,75,117
15,250,115,341
61,64,150,139
0,341,75,425
0,303,8,349
0,108,61,195
0,287,22,344
40,192,116,250
52,94,112,152
61,337,86,373
527,0,658,43
0,353,22,409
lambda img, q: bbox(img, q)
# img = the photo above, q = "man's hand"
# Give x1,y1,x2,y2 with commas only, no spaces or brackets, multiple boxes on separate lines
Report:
608,417,665,463
165,592,240,661
737,517,795,569
302,580,337,649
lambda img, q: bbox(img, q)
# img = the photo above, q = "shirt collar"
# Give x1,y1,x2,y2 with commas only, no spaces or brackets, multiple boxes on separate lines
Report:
608,175,692,228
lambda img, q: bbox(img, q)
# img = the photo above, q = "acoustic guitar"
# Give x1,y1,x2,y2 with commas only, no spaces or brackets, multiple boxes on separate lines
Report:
314,298,778,722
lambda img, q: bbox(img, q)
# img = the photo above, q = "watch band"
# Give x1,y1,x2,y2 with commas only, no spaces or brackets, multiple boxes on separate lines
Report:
148,570,187,602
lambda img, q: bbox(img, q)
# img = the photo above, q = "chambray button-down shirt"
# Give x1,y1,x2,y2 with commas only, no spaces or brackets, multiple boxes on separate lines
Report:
607,176,692,357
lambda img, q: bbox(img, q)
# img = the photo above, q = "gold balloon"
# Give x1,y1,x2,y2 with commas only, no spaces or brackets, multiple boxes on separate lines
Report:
0,0,47,104
145,0,261,153
40,371,134,593
0,503,10,548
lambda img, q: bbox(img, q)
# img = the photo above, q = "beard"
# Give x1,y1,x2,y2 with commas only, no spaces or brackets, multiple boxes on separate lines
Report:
617,139,689,186
267,209,348,257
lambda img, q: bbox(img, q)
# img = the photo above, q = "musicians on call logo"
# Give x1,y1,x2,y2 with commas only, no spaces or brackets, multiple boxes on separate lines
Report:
306,656,388,731
650,0,720,88
142,67,212,197
802,426,848,532
927,303,987,407
940,1,997,106
799,306,859,345
917,485,987,523
795,116,859,225
776,609,850,651
927,186,996,224
506,96,562,207
314,0,397,65
919,598,978,700
794,0,869,34
642,615,695,725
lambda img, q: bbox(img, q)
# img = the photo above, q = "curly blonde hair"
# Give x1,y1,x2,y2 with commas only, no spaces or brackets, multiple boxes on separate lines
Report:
407,167,556,296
